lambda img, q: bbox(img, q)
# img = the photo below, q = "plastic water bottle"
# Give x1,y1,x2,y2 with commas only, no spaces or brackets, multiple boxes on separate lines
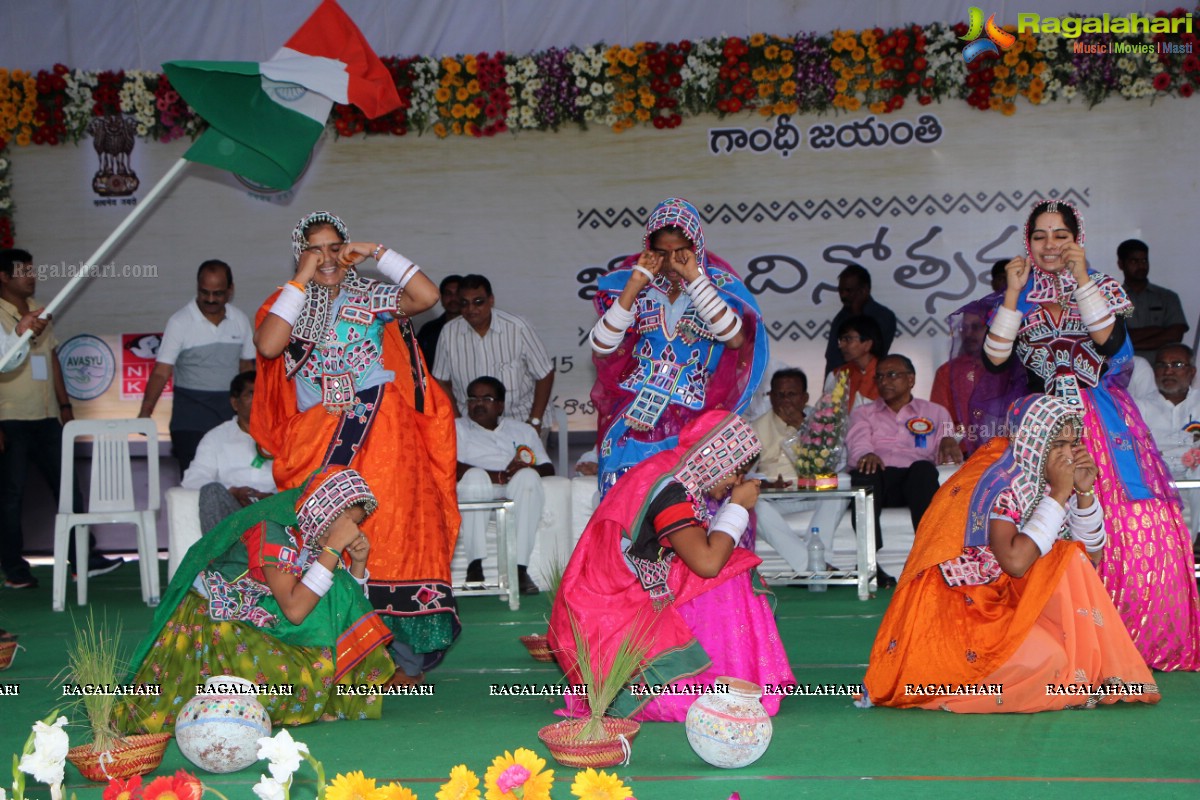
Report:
807,527,826,593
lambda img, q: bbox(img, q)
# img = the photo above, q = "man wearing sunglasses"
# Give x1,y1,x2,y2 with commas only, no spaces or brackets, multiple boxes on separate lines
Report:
845,354,960,587
432,274,554,433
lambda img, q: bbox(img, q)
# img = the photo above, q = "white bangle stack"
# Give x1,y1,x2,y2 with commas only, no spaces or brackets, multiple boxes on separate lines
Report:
270,283,306,326
300,562,334,597
709,502,749,545
1021,495,1068,556
1068,495,1107,552
984,306,1022,359
1075,280,1115,332
377,249,421,288
590,303,636,354
684,273,743,342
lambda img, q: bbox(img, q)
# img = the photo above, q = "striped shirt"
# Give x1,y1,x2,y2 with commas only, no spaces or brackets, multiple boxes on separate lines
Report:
432,308,553,422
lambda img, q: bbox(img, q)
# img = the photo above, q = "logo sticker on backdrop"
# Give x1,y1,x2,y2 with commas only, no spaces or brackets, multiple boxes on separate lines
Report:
58,334,115,400
709,114,943,157
121,332,172,401
87,114,140,207
960,7,1016,63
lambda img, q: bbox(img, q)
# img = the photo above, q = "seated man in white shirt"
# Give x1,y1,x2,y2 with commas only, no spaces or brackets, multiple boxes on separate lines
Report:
1129,343,1200,537
180,371,276,532
456,376,554,595
749,368,819,573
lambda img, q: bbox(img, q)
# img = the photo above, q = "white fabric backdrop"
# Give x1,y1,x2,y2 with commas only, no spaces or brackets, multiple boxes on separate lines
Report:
8,96,1197,429
0,0,1164,70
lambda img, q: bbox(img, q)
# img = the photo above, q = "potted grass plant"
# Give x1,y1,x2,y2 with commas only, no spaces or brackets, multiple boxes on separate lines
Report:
537,611,652,768
60,612,171,782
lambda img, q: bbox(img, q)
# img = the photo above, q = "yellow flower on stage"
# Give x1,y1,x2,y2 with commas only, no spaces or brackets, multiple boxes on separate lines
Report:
750,33,767,47
437,765,481,800
451,104,465,119
619,48,638,68
764,44,780,60
779,63,794,79
852,47,866,62
780,48,793,62
326,771,380,800
442,58,460,74
994,65,1010,79
780,80,797,95
635,108,651,121
484,748,554,800
433,122,448,138
1004,51,1019,67
845,97,861,111
464,56,478,75
835,78,849,93
869,100,887,114
379,784,419,800
570,768,631,800
1016,61,1030,77
435,87,451,103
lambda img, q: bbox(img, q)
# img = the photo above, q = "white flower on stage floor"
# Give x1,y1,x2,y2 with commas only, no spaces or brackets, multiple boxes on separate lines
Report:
253,776,287,800
17,714,69,800
257,728,310,784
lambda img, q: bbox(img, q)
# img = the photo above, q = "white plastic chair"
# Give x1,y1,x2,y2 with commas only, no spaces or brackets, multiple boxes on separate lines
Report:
53,419,161,611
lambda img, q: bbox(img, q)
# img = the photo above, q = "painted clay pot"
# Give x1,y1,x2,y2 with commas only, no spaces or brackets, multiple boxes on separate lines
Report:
684,677,773,768
176,676,272,773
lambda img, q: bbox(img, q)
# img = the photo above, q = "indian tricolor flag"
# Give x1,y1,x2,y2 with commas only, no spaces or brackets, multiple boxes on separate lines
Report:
163,0,399,190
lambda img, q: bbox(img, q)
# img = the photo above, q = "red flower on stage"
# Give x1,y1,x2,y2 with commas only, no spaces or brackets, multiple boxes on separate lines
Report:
142,770,203,800
103,775,144,800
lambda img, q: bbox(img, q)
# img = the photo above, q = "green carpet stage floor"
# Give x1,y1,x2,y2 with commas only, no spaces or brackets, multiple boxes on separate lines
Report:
2,562,1199,799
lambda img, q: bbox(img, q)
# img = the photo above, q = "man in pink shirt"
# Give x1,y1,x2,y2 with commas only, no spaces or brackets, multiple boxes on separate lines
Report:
846,354,962,587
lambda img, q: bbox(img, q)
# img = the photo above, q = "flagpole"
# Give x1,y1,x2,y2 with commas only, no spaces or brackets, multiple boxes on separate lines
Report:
0,157,190,371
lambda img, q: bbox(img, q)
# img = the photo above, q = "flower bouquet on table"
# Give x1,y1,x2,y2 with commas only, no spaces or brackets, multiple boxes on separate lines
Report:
784,369,850,491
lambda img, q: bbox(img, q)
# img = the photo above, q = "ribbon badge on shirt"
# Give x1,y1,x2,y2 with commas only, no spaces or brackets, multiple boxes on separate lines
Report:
251,444,274,470
906,417,935,448
1185,421,1200,443
515,444,537,465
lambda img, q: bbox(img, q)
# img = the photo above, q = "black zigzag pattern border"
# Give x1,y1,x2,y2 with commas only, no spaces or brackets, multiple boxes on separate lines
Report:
578,189,1090,229
769,316,951,344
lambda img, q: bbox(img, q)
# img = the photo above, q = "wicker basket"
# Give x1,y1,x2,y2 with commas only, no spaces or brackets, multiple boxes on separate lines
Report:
67,733,172,782
519,633,555,663
0,640,17,671
537,717,640,768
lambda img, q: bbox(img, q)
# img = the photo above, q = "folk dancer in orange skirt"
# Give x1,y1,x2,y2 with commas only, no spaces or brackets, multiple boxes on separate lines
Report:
253,211,461,683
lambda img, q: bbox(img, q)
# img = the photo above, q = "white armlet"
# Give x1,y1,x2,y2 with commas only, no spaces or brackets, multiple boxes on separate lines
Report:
377,249,421,288
1021,495,1068,556
590,303,636,353
710,502,749,542
988,305,1022,341
269,284,306,326
300,562,334,597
